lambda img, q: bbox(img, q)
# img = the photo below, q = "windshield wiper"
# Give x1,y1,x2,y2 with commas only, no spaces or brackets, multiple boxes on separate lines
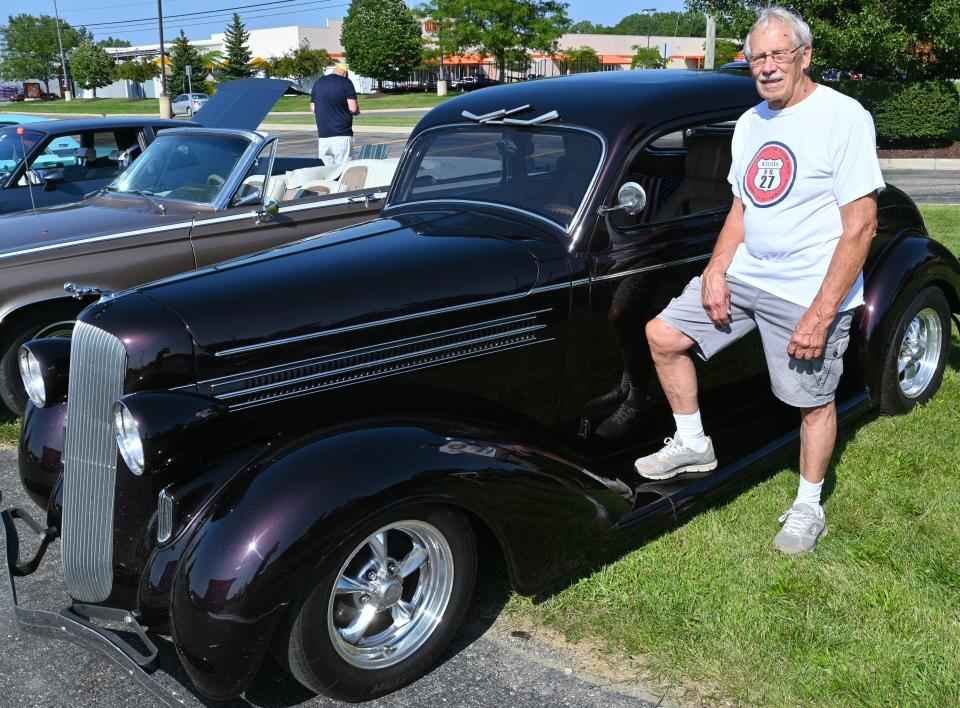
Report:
105,186,166,215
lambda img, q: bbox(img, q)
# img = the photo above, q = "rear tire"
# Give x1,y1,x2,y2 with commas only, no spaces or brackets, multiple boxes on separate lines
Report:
879,286,951,414
0,318,75,415
276,506,476,702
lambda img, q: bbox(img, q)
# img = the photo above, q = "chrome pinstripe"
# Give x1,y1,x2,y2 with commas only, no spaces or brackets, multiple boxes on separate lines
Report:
0,220,193,262
592,253,711,282
61,321,127,603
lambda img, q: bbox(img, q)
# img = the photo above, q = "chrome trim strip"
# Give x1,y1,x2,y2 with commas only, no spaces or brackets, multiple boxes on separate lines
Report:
226,337,555,411
191,191,389,228
591,254,710,283
215,292,555,357
0,220,193,262
215,323,547,400
204,309,551,381
382,122,608,241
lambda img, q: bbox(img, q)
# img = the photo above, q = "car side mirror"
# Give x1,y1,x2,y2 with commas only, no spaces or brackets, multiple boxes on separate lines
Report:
39,168,65,191
255,198,280,224
599,182,647,216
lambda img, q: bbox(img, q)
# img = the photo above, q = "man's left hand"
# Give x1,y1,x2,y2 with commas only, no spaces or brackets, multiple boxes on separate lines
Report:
788,308,832,360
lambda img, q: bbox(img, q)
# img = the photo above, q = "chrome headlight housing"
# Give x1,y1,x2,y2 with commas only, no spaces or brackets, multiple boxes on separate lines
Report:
19,347,45,407
18,338,72,409
113,401,145,475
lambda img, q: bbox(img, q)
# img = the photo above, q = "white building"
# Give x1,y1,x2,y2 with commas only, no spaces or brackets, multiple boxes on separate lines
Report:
92,19,735,99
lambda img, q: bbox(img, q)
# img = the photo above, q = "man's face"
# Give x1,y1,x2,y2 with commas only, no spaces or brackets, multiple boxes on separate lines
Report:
748,20,812,110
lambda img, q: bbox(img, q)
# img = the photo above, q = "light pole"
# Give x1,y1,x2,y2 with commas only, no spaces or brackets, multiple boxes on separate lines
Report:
52,0,72,101
642,8,657,68
157,0,172,118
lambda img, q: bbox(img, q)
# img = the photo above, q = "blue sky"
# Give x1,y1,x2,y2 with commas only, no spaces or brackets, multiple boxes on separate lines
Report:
6,0,690,46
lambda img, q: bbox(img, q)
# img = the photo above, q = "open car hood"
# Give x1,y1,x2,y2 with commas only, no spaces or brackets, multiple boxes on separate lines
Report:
192,78,302,130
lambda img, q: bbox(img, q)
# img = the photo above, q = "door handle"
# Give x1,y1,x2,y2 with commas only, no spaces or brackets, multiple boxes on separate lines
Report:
347,193,382,205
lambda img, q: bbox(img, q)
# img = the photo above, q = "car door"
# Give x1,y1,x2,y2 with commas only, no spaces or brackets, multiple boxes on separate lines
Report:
567,117,779,481
188,139,387,268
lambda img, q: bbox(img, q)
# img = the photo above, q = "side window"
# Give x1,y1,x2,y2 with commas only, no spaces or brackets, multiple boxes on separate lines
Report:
30,130,123,183
609,121,735,231
230,142,273,207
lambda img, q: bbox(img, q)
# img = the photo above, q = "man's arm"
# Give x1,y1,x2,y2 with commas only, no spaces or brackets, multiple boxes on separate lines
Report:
310,102,315,112
788,192,878,360
347,98,359,115
701,197,746,326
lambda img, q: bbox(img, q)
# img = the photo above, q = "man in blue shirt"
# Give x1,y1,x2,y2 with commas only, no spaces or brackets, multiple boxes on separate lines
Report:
310,63,359,166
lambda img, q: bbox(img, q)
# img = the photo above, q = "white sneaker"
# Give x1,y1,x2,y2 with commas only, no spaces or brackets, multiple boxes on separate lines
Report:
634,436,717,480
773,503,827,555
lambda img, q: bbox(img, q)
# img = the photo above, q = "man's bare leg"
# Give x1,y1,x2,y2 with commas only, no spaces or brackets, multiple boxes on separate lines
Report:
798,402,836,486
645,317,699,414
634,317,716,479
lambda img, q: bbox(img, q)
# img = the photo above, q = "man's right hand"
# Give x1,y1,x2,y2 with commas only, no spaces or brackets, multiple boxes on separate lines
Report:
701,268,731,326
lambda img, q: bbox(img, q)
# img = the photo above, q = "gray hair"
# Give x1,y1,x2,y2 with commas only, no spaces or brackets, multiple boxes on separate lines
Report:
743,6,813,58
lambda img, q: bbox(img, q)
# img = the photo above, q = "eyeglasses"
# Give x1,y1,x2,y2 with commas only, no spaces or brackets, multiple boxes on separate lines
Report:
747,44,804,67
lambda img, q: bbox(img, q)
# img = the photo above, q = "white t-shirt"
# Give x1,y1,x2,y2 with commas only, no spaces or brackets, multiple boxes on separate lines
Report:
726,84,885,310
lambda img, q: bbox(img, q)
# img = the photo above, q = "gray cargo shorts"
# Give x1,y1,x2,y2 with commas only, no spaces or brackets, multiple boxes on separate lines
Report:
658,274,855,409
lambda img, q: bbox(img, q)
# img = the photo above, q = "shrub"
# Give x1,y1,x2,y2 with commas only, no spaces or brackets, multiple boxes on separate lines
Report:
833,80,959,147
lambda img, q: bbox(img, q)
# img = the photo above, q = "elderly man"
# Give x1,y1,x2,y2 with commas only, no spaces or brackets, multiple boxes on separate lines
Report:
633,6,885,554
310,62,359,166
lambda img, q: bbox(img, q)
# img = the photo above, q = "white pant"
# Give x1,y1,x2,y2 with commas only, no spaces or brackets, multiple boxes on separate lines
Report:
317,136,354,166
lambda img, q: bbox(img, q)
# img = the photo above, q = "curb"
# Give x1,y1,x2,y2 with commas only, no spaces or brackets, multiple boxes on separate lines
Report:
879,158,960,171
259,123,412,134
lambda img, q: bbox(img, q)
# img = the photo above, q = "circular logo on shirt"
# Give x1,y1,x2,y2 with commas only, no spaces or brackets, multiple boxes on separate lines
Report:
743,141,797,208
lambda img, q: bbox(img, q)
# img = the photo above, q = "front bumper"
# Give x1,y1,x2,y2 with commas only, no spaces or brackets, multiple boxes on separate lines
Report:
0,503,182,707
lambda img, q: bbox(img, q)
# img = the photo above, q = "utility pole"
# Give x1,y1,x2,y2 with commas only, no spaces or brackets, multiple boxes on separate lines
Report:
157,0,172,118
52,0,72,101
642,8,656,68
705,14,716,70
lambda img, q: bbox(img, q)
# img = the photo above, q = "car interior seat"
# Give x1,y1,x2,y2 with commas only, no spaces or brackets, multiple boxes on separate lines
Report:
658,134,733,219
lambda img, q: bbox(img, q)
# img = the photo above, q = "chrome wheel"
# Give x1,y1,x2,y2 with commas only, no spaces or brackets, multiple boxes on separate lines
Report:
897,307,942,398
327,520,455,669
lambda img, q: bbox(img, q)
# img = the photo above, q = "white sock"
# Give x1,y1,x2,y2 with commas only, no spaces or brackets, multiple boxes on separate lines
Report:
795,477,824,517
674,411,708,452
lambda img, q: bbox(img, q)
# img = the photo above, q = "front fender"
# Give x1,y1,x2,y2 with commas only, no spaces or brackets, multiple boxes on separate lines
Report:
168,420,633,699
861,234,960,397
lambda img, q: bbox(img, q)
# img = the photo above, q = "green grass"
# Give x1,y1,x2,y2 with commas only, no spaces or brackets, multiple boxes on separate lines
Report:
0,92,455,117
0,408,18,447
506,203,960,705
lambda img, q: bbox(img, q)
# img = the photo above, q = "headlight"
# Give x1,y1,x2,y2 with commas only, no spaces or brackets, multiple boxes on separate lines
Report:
19,347,46,407
113,401,145,475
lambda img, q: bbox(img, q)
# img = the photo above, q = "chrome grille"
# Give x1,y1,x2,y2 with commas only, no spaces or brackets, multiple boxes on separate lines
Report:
61,320,127,602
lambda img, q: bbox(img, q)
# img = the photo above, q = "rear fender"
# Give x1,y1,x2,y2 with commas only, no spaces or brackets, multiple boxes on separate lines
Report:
861,234,960,397
168,420,634,699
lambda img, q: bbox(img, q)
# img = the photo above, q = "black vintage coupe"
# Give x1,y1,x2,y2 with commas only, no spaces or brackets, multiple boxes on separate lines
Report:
5,70,960,704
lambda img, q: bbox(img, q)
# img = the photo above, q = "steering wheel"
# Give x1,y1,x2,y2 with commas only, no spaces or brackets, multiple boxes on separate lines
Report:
207,174,225,187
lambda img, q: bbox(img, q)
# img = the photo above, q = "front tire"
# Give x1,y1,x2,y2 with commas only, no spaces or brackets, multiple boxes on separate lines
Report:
277,506,476,701
880,286,952,414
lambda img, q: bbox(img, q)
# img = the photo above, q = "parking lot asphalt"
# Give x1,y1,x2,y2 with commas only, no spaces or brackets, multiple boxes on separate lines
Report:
0,448,671,708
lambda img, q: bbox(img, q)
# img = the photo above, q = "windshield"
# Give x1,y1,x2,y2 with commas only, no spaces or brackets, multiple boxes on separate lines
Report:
0,127,42,187
389,125,603,230
110,132,250,204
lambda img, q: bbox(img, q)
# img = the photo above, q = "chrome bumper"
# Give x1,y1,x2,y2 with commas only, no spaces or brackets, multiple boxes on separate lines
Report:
0,504,183,707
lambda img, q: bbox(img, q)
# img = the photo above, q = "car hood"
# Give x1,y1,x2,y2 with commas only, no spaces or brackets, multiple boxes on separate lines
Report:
0,196,184,261
192,78,298,130
136,211,550,378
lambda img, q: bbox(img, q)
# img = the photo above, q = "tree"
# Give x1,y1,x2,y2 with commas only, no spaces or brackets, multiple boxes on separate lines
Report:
685,0,960,80
264,40,333,87
569,20,600,34
220,13,254,81
630,45,668,69
167,30,208,95
341,0,423,87
711,38,741,66
0,14,89,92
417,0,570,81
70,40,115,98
573,11,736,38
113,58,160,85
98,37,132,48
562,46,601,73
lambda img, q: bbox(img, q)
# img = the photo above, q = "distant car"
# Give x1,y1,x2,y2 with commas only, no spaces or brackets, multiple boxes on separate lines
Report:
720,60,750,70
171,92,209,117
450,75,501,91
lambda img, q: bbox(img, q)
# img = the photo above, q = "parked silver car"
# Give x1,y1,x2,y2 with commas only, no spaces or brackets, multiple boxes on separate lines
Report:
171,92,208,117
